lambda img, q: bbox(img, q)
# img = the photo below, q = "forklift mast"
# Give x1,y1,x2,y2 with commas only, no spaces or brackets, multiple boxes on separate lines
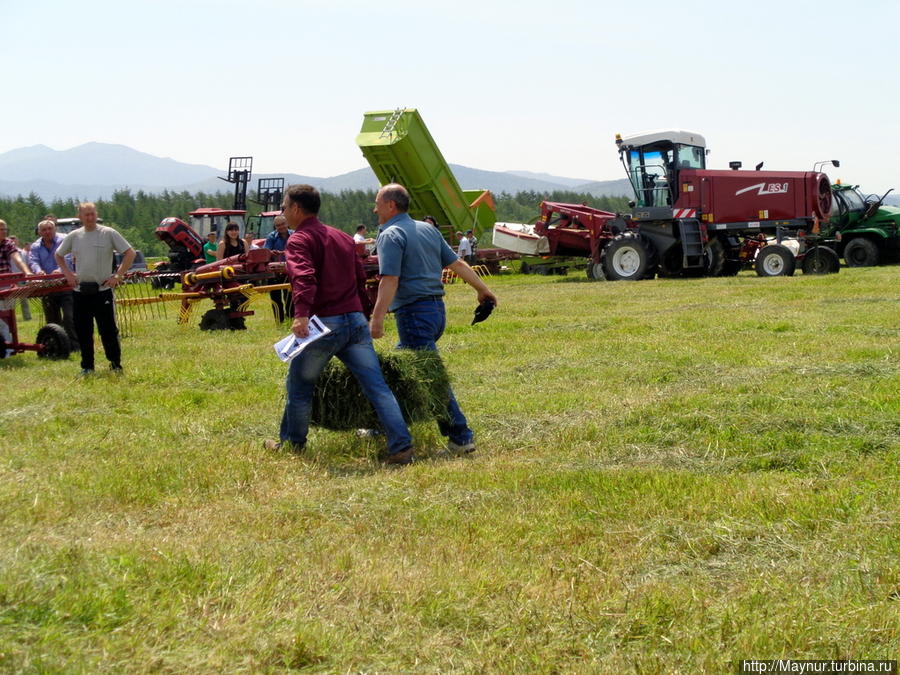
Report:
219,156,253,211
255,177,284,212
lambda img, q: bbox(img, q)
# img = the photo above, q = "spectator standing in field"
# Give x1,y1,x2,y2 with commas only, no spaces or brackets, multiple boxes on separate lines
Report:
215,223,248,325
265,184,414,464
8,236,33,320
29,219,78,349
55,202,135,375
202,232,218,263
216,222,245,260
263,215,292,322
0,222,33,329
369,183,497,456
353,225,374,245
0,222,31,276
457,230,472,262
466,229,478,264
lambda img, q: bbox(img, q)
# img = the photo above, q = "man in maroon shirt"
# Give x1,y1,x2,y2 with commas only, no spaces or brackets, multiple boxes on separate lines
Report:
265,184,414,464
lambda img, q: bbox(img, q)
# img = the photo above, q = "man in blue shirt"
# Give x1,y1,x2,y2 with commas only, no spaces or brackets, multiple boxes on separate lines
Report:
369,183,497,456
263,215,292,322
29,219,78,350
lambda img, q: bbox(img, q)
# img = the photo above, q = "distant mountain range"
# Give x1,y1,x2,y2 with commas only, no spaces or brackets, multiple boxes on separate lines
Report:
0,143,632,202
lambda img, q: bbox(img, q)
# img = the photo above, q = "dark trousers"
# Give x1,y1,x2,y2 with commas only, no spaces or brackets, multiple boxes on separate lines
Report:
73,289,121,370
42,291,78,349
269,289,293,323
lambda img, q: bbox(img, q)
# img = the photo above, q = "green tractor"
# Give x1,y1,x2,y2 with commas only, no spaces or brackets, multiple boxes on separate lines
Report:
824,184,899,266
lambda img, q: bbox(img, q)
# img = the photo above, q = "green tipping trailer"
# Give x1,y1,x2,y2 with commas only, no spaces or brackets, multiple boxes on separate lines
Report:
356,108,496,247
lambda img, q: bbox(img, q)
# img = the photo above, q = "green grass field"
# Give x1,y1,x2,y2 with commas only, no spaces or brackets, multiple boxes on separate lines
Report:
1,267,898,673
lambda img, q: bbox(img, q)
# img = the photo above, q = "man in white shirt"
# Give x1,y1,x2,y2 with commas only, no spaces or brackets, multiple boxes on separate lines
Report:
55,202,135,375
353,225,373,244
457,232,472,261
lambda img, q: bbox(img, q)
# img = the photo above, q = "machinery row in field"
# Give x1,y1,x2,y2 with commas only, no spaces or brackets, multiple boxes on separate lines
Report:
493,129,898,280
354,108,898,279
4,109,898,362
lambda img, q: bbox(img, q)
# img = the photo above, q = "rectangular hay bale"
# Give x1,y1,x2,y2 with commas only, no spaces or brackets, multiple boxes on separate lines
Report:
310,349,450,431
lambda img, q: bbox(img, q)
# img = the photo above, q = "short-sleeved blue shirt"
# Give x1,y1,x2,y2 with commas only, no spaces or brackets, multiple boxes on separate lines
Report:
377,213,458,311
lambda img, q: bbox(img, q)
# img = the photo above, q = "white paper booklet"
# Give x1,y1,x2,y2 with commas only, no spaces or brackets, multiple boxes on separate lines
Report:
273,315,331,362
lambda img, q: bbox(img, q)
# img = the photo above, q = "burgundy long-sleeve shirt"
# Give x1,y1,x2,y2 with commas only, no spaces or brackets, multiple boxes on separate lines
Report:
285,216,370,319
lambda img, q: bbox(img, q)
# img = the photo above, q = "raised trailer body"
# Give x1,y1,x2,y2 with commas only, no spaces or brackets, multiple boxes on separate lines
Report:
356,108,501,261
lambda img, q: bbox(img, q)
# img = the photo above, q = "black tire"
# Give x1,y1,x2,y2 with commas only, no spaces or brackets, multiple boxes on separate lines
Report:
520,261,531,275
585,262,594,279
591,262,606,281
657,245,683,278
706,237,726,276
843,237,879,267
602,234,658,281
802,246,840,275
755,244,796,277
199,309,231,331
721,259,744,276
36,323,71,360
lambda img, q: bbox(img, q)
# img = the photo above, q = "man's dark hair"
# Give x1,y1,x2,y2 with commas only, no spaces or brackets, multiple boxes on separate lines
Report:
380,184,410,212
286,184,321,215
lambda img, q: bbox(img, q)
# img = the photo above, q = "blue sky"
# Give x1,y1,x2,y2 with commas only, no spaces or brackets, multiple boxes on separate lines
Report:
2,0,898,192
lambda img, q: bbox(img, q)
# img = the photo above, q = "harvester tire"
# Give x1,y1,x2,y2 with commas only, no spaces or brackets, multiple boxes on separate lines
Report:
657,245,684,278
36,323,71,360
520,262,531,275
721,259,743,276
705,238,726,277
591,262,606,281
843,237,879,267
755,244,796,277
802,246,840,275
603,234,657,281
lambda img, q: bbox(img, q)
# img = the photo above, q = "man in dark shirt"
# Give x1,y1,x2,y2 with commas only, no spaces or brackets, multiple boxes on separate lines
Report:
266,184,414,464
263,215,292,322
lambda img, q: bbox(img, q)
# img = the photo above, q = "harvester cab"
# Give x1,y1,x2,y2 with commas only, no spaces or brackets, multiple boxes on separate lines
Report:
615,130,707,208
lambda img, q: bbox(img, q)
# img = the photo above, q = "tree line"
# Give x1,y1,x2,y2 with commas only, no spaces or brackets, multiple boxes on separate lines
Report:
0,188,632,257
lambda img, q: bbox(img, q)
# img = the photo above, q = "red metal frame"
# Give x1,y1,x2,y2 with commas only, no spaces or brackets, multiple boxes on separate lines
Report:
0,272,73,357
534,202,633,263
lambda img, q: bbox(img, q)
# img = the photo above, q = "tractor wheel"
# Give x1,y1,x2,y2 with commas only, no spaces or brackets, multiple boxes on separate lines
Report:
843,237,879,267
585,262,594,279
36,323,71,360
802,246,840,275
591,262,606,281
199,309,231,331
705,237,726,276
755,244,796,277
520,261,531,275
602,234,657,281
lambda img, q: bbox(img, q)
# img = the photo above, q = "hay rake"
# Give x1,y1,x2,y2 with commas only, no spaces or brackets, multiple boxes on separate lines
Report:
117,248,289,331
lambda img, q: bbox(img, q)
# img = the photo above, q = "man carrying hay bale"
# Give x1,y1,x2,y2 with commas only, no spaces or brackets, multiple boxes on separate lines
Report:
369,183,498,456
264,184,415,465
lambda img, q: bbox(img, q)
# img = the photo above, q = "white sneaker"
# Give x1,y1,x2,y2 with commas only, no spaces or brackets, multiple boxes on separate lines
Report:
447,440,476,455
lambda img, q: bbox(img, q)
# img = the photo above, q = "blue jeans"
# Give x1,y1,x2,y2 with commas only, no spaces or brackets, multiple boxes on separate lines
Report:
279,312,412,455
394,298,474,446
